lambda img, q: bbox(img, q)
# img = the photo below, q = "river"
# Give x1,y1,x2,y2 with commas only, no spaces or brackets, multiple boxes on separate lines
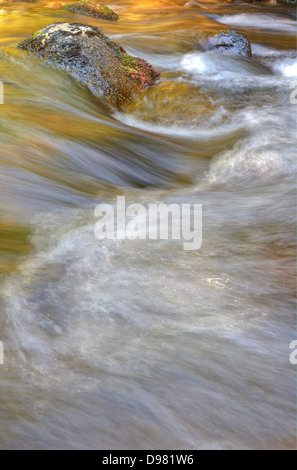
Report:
0,0,296,450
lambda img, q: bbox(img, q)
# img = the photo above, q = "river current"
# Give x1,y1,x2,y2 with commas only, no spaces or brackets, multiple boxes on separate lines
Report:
0,0,296,449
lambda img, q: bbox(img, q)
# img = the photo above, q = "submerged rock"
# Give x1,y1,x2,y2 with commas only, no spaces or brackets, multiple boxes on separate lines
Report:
207,30,252,58
123,80,219,126
64,1,119,21
17,23,160,107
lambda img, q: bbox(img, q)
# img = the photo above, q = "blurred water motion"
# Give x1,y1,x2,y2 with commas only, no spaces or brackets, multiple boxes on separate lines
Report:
0,0,296,450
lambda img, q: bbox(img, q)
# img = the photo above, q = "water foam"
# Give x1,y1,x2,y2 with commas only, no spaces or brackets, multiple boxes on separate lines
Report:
272,58,297,77
180,51,271,77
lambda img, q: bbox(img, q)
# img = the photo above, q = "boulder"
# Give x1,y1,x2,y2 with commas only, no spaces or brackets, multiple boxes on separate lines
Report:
17,23,160,108
207,30,252,58
64,1,119,21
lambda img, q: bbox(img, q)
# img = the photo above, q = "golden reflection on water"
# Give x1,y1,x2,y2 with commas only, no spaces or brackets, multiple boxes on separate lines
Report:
0,0,295,50
0,221,32,273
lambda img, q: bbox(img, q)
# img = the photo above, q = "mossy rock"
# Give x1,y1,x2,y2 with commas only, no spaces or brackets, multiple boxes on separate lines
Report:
64,1,119,21
17,23,160,108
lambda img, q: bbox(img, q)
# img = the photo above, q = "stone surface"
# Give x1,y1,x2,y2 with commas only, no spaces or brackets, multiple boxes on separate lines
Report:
64,1,119,21
17,23,160,108
207,30,252,58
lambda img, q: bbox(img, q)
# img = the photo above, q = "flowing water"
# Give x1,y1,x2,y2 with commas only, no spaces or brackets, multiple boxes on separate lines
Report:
0,0,296,450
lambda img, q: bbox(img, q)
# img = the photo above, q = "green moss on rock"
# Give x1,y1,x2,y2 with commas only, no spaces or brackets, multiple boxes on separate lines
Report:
119,53,139,72
32,30,44,39
64,1,119,21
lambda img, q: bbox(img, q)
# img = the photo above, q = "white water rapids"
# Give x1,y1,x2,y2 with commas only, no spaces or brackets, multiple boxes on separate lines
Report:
0,0,296,450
